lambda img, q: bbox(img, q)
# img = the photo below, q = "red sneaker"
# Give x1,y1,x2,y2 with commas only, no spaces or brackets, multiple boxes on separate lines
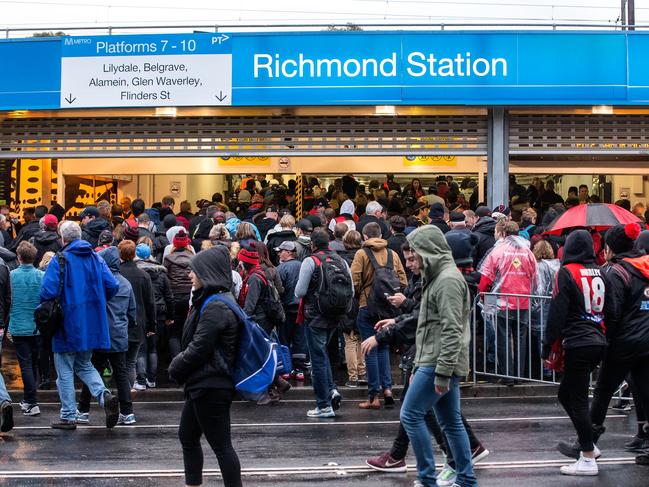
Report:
366,451,407,473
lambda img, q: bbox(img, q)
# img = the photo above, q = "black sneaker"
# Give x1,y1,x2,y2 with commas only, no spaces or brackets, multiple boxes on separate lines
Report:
103,390,119,429
636,452,649,465
331,390,342,411
625,435,649,453
0,401,14,432
345,380,359,388
51,419,77,430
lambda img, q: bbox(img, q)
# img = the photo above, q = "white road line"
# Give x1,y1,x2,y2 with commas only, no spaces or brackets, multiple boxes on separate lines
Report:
18,395,560,406
11,414,625,430
0,457,638,478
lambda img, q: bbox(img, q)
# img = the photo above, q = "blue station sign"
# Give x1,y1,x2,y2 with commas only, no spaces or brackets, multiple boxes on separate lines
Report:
0,30,648,109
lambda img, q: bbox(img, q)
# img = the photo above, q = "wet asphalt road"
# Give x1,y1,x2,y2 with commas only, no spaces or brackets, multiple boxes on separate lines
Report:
0,389,646,486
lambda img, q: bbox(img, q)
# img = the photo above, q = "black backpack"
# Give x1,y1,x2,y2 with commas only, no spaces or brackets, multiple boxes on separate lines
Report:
252,268,286,325
364,248,402,319
312,252,354,316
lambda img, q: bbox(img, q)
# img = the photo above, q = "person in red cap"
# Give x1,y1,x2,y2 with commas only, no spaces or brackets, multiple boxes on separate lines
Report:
32,214,61,268
163,229,195,358
237,247,290,404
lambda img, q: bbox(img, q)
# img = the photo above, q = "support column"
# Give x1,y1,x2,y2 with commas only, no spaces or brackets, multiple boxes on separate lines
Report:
487,107,509,209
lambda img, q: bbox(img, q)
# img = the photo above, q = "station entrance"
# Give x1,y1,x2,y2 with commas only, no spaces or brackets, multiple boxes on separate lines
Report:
2,109,649,217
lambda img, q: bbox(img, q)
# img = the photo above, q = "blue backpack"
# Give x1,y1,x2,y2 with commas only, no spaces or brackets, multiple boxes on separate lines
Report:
200,294,277,394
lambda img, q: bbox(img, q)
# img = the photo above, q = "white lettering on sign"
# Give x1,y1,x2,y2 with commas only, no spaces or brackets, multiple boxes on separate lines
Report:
253,51,507,79
60,54,232,108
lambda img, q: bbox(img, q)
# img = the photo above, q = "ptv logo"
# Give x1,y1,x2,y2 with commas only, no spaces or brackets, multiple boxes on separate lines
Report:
212,35,230,45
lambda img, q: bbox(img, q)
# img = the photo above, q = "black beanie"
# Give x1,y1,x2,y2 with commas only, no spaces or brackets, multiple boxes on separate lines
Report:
162,214,178,230
446,232,479,266
605,223,641,255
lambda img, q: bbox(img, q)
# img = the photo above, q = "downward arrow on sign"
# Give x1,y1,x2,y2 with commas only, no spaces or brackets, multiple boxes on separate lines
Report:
215,91,227,102
64,93,76,104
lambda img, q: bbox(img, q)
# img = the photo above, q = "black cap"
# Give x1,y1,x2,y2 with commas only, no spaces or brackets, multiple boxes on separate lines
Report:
449,211,465,223
297,219,313,233
79,206,100,219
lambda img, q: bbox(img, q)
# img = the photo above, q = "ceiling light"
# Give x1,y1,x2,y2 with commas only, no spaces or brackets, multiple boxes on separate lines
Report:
155,107,177,117
592,105,613,115
375,105,396,116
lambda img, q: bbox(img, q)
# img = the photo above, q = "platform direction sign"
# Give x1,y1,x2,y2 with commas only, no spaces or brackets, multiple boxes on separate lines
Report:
60,33,232,108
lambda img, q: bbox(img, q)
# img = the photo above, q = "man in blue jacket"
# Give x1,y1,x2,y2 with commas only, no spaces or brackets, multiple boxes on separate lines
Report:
40,221,120,430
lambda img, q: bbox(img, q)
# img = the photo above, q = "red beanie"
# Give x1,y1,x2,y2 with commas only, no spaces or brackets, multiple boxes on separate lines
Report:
238,248,259,265
173,230,191,248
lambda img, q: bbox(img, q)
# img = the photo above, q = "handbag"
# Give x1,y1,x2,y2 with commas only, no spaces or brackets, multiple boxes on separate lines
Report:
34,253,66,339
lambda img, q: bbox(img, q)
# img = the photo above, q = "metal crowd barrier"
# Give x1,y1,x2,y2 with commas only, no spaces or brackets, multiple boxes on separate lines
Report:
471,291,557,385
469,291,630,403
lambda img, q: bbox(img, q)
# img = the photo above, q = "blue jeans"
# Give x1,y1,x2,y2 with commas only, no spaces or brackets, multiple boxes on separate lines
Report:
0,370,11,403
400,366,477,487
54,351,108,421
305,325,336,409
357,307,392,399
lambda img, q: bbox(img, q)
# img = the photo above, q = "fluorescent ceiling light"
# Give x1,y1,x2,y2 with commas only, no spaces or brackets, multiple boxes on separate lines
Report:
592,105,613,115
155,107,177,117
375,105,396,115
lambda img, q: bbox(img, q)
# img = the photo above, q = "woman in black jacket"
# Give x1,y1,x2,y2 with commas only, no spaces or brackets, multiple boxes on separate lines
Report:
169,246,242,487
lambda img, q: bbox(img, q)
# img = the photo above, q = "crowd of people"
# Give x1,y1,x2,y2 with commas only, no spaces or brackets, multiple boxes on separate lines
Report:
0,172,648,487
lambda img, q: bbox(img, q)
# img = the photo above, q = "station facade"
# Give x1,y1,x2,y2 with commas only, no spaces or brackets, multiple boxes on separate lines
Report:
1,29,649,216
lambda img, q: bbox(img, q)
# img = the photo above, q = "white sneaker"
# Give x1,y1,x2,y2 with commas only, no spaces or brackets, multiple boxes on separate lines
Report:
19,401,29,412
306,406,335,418
413,481,425,487
117,413,136,425
133,383,146,391
22,404,40,416
75,410,90,424
560,453,598,476
145,379,156,388
437,463,457,486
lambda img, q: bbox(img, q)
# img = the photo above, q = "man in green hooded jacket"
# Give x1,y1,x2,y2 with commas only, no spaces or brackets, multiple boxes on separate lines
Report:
400,225,477,487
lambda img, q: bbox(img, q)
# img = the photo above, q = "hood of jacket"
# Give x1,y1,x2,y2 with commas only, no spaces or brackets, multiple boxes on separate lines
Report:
33,229,58,244
623,255,649,280
137,259,167,274
166,225,185,243
83,217,110,237
562,229,595,264
362,237,387,251
98,246,120,272
407,225,456,286
340,199,355,216
64,238,96,257
190,246,233,295
473,216,496,236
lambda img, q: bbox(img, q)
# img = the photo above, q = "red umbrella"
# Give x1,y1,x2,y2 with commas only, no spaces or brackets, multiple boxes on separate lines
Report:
545,203,641,235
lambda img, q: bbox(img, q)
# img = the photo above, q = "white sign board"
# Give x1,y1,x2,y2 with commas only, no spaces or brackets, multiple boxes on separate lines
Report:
60,34,232,108
61,54,231,108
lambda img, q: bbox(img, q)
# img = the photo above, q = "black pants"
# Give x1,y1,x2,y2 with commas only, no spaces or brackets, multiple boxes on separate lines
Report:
38,334,55,383
558,346,605,452
390,368,480,467
591,354,649,433
79,351,132,415
169,294,190,359
178,389,242,487
13,336,40,405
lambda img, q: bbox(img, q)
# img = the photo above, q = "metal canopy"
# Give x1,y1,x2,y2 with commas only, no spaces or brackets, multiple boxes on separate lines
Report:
0,115,488,159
